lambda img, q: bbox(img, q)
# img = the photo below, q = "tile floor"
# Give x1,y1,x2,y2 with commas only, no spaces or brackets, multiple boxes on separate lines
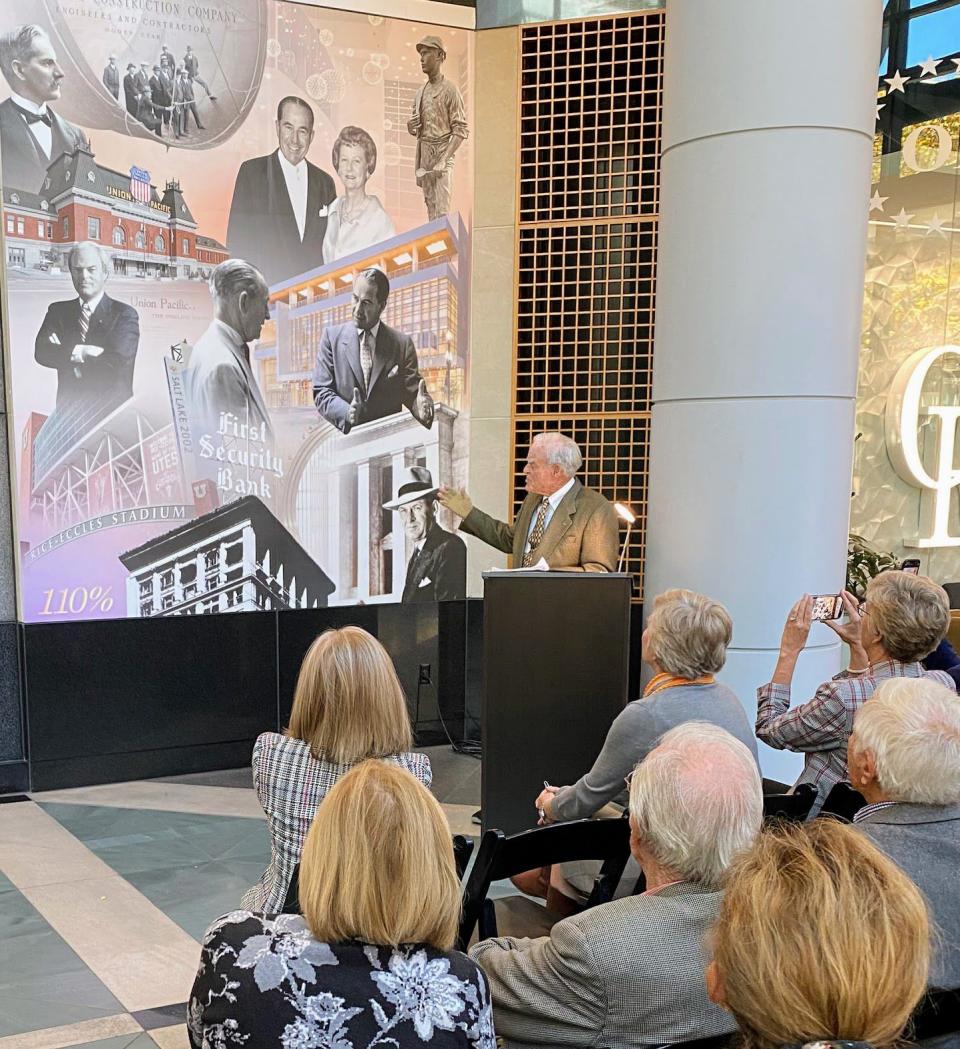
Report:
0,746,482,1048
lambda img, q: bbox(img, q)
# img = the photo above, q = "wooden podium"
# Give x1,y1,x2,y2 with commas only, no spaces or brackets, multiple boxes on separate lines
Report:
480,572,633,834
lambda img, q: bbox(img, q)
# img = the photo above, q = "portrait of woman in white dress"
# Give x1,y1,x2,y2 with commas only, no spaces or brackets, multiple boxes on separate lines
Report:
322,125,397,264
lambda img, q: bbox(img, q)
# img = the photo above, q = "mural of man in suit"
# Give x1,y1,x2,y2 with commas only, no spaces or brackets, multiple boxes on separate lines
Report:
102,55,119,101
0,24,90,193
312,267,434,435
122,63,138,117
149,64,172,130
34,242,139,414
384,467,466,603
184,259,273,442
226,95,336,285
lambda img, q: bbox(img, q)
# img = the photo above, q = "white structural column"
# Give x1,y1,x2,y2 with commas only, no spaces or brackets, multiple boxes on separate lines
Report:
645,0,882,782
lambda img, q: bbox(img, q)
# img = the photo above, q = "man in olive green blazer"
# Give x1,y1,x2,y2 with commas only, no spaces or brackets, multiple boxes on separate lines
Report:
439,432,619,572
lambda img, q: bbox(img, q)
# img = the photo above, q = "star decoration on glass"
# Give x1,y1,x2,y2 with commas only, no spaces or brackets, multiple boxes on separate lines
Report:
869,189,889,212
893,207,915,229
876,100,885,121
925,212,948,237
919,55,940,78
884,70,910,94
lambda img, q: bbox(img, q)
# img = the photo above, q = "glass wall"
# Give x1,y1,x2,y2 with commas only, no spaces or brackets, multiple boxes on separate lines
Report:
854,0,960,578
477,0,661,30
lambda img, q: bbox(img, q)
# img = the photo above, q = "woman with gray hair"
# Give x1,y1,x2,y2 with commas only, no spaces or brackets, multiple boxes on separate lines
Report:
849,675,960,996
519,589,758,908
322,125,396,263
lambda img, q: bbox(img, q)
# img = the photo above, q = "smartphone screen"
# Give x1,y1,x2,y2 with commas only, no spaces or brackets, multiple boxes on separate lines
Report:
901,559,921,575
811,594,843,621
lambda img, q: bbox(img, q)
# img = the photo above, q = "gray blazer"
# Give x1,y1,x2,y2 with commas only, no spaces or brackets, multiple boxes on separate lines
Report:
553,681,758,823
857,802,960,991
470,882,734,1048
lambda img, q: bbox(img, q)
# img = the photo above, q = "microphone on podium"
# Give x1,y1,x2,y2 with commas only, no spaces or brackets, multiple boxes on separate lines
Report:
614,502,636,573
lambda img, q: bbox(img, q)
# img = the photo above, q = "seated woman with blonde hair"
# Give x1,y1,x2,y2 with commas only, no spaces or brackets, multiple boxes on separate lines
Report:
707,818,931,1049
242,626,431,912
191,761,495,1048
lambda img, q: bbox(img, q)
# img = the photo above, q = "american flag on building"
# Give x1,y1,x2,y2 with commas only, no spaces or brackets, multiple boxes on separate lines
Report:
129,166,151,204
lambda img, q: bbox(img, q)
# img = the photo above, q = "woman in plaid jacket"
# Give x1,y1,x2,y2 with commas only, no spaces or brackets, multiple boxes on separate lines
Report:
243,626,432,911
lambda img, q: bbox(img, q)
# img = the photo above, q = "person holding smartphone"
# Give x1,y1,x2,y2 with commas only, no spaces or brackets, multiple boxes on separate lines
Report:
756,571,954,816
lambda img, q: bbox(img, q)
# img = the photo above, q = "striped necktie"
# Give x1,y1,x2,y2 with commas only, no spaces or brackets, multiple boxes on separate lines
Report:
360,329,373,391
75,302,92,378
522,497,549,567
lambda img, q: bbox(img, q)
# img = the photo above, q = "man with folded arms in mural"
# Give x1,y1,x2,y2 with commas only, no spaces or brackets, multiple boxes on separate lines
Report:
34,242,139,418
312,267,434,435
0,24,89,194
184,259,273,444
407,35,468,221
384,467,466,603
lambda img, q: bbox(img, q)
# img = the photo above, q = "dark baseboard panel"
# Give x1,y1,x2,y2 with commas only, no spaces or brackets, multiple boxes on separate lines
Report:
30,739,259,792
0,759,28,794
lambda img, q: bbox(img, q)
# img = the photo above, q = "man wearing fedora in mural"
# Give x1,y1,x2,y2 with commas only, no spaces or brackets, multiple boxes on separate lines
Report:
0,24,90,194
408,34,468,221
313,267,434,435
385,467,466,603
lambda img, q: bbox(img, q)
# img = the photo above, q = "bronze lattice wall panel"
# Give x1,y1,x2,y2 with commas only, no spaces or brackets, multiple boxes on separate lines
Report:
518,14,663,224
516,220,656,416
512,11,663,598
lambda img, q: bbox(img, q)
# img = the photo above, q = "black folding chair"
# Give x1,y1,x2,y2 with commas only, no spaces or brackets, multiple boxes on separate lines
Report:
818,782,866,823
651,1035,736,1049
453,834,474,880
909,986,960,1041
762,783,818,824
281,833,475,915
457,816,631,951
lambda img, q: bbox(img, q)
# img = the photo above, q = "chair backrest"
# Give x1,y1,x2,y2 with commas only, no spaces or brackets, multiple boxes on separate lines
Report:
818,782,866,823
762,782,818,824
650,1034,735,1049
282,831,475,916
909,986,960,1040
452,834,474,880
457,816,631,950
942,581,960,610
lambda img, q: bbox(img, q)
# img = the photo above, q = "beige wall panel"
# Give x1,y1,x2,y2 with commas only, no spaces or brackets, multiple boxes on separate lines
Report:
468,224,517,422
473,28,520,230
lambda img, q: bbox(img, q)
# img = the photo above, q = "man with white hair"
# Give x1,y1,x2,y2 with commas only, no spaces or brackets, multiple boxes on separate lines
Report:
849,676,960,991
184,259,273,442
34,242,139,414
0,24,89,193
439,432,618,571
472,722,761,1046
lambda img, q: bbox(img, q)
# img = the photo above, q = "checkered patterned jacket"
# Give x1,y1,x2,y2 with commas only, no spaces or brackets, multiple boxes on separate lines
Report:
470,883,734,1047
242,732,432,912
756,659,954,813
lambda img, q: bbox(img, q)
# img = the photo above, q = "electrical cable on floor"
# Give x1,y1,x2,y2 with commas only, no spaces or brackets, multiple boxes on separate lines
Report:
415,678,482,758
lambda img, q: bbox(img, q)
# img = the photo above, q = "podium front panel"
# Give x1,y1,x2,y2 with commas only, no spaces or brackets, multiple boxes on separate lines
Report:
481,573,632,835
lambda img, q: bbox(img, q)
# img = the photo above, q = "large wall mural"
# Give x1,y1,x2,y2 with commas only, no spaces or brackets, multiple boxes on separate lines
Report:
1,0,473,621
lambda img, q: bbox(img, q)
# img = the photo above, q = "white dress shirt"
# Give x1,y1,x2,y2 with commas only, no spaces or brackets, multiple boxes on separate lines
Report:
523,475,575,556
11,91,52,159
277,150,308,242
